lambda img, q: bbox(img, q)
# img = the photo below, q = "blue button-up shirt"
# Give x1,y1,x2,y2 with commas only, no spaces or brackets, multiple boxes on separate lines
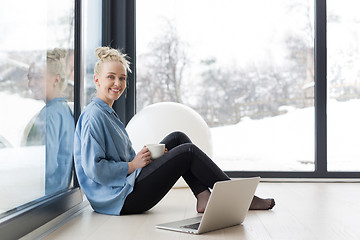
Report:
74,97,141,215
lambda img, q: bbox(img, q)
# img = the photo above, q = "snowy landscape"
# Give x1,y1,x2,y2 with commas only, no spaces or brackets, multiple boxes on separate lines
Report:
212,99,360,172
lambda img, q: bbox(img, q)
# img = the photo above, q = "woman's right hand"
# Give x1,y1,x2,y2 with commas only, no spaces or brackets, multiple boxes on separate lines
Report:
130,146,152,171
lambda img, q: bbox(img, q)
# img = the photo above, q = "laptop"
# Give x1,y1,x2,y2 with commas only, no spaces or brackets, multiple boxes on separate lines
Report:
155,177,260,234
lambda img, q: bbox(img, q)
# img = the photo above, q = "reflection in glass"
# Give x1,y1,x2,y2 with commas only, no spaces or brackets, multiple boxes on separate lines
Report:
25,49,74,195
0,0,75,215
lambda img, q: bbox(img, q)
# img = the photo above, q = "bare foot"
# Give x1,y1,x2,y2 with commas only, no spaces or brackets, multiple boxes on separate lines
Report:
196,190,211,213
249,196,275,210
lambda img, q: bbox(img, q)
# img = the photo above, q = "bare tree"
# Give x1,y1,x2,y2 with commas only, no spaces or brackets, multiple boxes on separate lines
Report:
283,1,315,108
137,19,189,110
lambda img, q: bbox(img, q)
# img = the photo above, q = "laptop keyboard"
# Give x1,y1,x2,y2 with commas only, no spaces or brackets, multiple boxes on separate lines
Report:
180,222,200,230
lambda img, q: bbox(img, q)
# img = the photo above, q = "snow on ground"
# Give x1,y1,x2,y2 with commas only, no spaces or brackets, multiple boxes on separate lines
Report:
211,99,360,172
0,92,44,147
0,93,45,212
0,146,44,212
327,99,360,171
211,106,315,171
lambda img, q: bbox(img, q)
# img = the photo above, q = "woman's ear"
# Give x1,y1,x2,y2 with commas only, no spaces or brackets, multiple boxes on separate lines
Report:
94,74,100,87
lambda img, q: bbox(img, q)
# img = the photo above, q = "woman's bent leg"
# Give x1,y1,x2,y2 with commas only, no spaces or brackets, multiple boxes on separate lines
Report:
121,143,230,215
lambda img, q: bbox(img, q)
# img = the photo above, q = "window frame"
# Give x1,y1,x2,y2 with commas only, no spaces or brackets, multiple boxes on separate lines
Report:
132,0,360,179
102,0,137,124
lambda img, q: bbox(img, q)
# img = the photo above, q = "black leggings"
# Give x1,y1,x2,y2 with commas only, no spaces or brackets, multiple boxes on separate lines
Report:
120,131,230,215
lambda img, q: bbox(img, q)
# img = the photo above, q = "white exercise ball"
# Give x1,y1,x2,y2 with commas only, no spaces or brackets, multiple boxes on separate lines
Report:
126,102,213,158
126,102,213,188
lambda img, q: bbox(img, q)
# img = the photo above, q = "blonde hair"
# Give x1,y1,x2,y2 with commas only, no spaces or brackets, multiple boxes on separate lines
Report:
47,48,67,91
94,47,131,76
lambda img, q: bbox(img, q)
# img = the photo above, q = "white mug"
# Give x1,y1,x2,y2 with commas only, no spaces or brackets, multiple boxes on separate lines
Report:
146,144,165,159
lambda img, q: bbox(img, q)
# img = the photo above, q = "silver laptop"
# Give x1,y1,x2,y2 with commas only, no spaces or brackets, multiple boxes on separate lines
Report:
155,177,260,234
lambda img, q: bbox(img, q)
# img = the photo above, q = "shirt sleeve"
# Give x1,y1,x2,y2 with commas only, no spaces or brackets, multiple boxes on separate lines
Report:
80,118,129,187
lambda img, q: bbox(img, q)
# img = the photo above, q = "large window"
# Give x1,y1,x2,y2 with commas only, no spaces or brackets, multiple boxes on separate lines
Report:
327,0,360,171
0,0,75,216
136,0,315,171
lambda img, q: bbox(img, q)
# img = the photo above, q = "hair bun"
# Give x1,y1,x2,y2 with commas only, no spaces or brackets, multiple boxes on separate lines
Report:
95,47,111,59
47,48,66,61
95,46,124,60
94,46,131,75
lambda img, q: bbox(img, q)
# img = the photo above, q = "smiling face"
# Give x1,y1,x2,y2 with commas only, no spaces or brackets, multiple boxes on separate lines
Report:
94,61,127,107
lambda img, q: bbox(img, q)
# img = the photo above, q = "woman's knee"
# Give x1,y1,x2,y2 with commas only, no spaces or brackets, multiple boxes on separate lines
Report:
176,143,198,155
171,131,192,143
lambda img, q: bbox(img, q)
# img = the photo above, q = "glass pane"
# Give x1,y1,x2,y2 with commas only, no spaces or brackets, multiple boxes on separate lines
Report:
327,0,360,171
0,0,75,215
136,0,315,171
83,0,102,106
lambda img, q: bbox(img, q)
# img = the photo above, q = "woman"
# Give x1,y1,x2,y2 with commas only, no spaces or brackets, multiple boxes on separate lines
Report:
74,47,275,215
27,48,74,195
